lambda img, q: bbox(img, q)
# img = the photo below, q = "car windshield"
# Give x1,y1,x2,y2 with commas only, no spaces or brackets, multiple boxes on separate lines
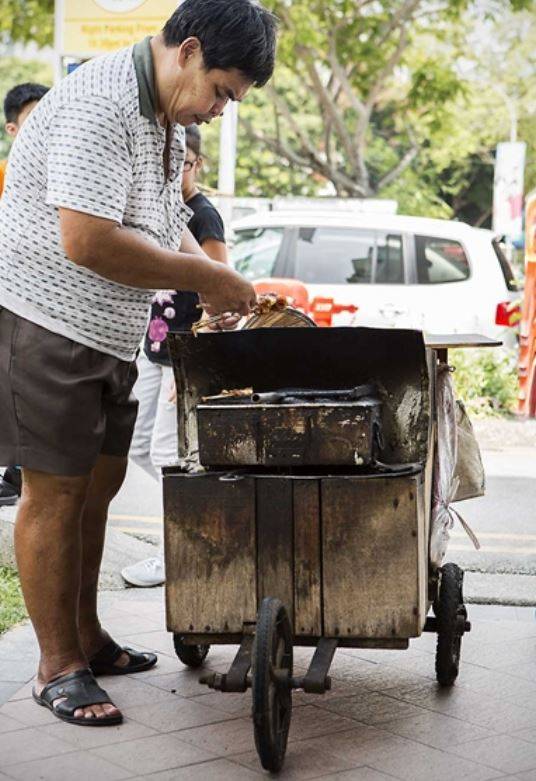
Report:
231,227,284,281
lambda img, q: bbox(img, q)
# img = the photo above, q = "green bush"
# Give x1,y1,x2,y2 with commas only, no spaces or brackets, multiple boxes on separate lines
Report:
0,567,26,635
450,348,518,418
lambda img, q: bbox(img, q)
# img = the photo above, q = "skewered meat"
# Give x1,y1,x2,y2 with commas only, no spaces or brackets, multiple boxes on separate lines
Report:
192,293,290,335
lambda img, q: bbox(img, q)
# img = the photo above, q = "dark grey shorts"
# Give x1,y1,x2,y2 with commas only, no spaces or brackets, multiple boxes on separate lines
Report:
0,307,138,476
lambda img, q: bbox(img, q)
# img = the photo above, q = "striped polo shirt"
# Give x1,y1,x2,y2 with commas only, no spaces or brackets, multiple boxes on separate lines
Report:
0,37,191,361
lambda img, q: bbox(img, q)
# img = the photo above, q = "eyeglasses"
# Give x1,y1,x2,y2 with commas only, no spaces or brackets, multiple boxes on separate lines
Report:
183,159,198,172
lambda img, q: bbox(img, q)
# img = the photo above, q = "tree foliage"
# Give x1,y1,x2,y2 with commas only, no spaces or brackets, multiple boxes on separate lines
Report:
0,0,54,48
0,57,52,159
236,0,534,215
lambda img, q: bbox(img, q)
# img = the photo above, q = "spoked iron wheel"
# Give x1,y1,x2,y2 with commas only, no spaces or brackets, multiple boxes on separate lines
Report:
435,563,467,687
252,597,293,773
173,635,210,669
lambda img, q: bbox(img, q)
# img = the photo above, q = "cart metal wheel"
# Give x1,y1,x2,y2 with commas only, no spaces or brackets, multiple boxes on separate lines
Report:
252,597,293,773
173,635,210,669
435,563,466,687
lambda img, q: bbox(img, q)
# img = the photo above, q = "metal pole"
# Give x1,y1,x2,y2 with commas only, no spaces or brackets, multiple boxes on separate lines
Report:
54,0,65,84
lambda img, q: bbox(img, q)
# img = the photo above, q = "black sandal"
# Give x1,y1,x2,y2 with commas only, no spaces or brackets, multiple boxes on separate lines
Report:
32,668,123,726
89,639,157,676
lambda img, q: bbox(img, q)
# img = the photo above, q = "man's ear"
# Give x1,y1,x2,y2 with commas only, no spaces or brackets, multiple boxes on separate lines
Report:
5,122,18,138
177,37,202,68
196,155,204,173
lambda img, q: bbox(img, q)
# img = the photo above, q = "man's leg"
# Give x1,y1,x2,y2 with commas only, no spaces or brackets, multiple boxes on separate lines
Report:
15,468,121,720
77,454,131,662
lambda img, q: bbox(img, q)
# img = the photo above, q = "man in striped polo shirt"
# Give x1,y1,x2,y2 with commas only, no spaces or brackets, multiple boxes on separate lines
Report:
0,0,277,725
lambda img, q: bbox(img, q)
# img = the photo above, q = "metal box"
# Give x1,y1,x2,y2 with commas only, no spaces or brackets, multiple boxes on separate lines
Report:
196,398,382,468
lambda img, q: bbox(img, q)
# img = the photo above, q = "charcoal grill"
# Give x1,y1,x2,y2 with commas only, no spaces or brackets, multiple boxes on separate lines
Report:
163,327,499,773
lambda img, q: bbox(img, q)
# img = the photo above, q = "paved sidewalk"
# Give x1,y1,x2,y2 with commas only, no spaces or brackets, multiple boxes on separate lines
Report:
1,590,536,780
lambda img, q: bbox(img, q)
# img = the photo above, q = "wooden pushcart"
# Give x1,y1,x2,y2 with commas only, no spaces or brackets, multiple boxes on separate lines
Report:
163,327,498,773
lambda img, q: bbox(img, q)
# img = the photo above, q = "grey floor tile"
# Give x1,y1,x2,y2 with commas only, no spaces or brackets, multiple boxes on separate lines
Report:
101,614,164,636
0,683,26,707
0,713,25,734
128,758,264,780
0,660,36,684
92,731,216,775
6,681,34,701
177,717,258,757
287,705,364,742
386,682,536,733
317,770,401,781
0,726,74,768
97,676,178,710
0,698,57,728
115,631,174,656
447,734,536,775
122,694,236,733
187,691,254,718
294,729,499,781
127,652,180,678
380,709,494,749
5,750,132,780
231,740,357,780
319,690,425,726
143,670,211,698
38,717,158,750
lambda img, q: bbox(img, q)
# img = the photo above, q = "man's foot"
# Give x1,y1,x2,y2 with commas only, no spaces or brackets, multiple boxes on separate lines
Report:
0,466,22,507
34,666,122,724
121,556,165,587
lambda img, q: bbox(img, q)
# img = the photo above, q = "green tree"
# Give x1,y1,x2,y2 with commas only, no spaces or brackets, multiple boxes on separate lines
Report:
247,0,532,203
0,0,54,48
0,58,53,159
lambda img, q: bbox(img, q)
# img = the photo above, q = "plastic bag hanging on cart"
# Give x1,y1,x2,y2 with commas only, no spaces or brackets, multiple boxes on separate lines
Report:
430,364,480,568
452,400,486,502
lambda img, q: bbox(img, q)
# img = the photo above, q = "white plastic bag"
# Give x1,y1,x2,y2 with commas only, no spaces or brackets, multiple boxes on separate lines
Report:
430,365,480,568
452,400,485,502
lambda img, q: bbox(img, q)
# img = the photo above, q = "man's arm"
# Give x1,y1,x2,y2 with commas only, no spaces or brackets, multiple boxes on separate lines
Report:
179,227,227,264
59,208,254,315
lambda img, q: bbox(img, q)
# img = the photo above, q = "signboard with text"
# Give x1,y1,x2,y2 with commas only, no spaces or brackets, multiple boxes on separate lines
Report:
63,0,179,56
493,141,527,246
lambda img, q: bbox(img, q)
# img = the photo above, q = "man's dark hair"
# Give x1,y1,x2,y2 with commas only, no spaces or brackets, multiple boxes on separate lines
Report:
185,124,202,157
4,83,49,124
163,0,277,87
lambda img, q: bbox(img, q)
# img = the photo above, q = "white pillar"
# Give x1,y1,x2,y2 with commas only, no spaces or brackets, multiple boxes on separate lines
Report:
54,0,65,84
217,102,238,227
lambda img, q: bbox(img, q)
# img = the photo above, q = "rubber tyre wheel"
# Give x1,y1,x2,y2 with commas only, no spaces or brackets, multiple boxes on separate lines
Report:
252,597,293,773
435,563,465,687
173,635,210,668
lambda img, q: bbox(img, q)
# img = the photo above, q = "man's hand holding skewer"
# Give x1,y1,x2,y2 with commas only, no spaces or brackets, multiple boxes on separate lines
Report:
194,262,257,333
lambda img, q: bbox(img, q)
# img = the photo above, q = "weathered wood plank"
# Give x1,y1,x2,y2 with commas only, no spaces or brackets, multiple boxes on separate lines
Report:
256,478,294,622
293,480,322,636
322,474,425,639
164,473,256,634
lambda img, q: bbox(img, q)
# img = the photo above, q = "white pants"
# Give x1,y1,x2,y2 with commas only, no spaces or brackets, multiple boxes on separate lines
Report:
129,353,178,482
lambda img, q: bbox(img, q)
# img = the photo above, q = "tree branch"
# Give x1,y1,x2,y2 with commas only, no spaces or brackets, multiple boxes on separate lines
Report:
241,115,369,197
327,32,367,118
376,143,419,190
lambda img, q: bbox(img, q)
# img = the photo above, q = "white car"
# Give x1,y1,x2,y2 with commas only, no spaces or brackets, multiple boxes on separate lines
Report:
230,210,519,343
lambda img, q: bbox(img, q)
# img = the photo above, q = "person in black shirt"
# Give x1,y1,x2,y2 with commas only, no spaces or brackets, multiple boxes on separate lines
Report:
123,125,227,587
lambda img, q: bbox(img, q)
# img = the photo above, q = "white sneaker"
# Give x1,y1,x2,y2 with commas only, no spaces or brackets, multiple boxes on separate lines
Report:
121,557,166,587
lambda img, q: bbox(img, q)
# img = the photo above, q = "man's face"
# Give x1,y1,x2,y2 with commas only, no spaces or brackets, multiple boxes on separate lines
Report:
5,100,39,138
162,38,253,127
